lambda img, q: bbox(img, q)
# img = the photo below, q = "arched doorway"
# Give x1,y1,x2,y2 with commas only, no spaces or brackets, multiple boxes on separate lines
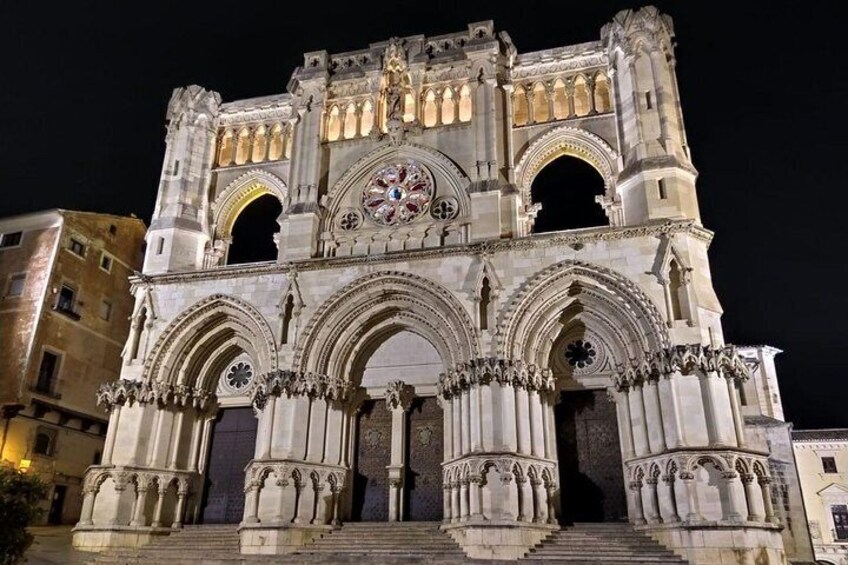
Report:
350,330,445,521
531,155,607,233
227,194,282,265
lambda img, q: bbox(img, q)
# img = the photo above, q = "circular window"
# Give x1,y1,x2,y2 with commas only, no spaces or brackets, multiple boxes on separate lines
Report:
226,362,254,390
362,161,433,226
564,340,597,369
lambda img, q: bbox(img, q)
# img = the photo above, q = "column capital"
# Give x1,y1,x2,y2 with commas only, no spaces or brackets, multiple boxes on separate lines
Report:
385,380,415,412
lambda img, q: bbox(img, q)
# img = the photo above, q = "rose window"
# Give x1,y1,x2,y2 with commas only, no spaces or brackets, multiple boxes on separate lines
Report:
226,362,254,390
362,161,433,226
564,340,597,369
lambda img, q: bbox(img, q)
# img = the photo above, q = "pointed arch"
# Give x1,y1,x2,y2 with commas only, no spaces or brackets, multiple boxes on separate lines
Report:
514,125,619,206
513,85,529,126
293,272,478,380
144,294,278,391
593,72,612,113
458,84,472,122
343,103,357,140
324,142,470,224
498,260,667,368
552,79,568,120
360,100,375,137
234,127,251,165
251,125,267,163
326,105,341,141
422,90,438,127
267,123,284,161
441,87,456,125
212,169,287,240
532,82,549,123
573,75,591,116
217,129,234,166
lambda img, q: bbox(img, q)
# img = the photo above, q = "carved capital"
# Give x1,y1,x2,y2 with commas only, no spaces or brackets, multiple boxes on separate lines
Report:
385,380,415,412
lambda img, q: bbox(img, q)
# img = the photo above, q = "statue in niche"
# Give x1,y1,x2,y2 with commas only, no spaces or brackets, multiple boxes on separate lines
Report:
380,38,418,143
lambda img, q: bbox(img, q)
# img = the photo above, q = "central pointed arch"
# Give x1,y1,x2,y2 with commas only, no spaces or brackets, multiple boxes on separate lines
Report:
293,272,478,380
212,169,287,240
144,294,278,391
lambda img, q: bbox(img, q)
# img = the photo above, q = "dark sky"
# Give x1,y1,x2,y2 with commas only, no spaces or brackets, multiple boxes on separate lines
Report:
1,2,845,429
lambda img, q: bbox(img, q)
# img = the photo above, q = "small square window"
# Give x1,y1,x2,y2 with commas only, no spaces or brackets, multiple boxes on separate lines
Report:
99,300,112,321
0,231,22,248
823,456,838,474
7,274,25,297
69,238,86,257
100,253,113,273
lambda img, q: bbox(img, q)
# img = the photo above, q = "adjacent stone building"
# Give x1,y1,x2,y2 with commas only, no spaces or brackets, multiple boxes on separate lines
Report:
0,209,145,524
793,430,848,564
72,7,814,563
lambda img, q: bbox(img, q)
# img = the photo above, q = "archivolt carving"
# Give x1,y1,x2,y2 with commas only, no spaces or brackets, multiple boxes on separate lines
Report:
144,294,278,390
499,260,668,367
514,125,619,202
293,271,478,376
213,169,287,239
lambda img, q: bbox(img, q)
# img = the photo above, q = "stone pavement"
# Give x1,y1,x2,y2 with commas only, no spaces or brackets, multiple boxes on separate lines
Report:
25,526,90,565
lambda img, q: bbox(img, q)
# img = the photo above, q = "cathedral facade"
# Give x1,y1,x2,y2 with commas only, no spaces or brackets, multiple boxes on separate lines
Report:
73,7,798,563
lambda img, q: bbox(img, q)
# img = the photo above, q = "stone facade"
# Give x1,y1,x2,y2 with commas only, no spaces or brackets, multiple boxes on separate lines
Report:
793,429,848,564
0,209,145,524
72,7,807,563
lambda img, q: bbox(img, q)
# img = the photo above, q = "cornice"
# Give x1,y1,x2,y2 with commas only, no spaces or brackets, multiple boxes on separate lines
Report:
131,220,713,286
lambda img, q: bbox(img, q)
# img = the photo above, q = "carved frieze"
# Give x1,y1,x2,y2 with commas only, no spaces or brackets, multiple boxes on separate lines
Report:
96,379,217,411
250,370,356,408
613,344,751,390
438,357,555,399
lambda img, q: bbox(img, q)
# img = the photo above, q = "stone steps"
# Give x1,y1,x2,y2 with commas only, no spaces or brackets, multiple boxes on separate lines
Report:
521,523,689,564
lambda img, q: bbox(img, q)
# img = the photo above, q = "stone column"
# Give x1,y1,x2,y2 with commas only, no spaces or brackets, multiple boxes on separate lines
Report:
645,478,662,524
292,483,305,524
243,481,260,524
698,372,722,445
385,380,413,522
742,474,763,522
616,388,636,459
528,390,545,457
679,471,702,522
515,388,531,455
450,481,460,524
646,379,667,452
101,405,122,465
725,376,747,447
545,482,557,525
469,475,482,520
662,474,682,523
629,480,647,525
759,477,777,524
167,410,185,469
274,478,289,523
78,488,97,526
196,416,215,474
443,484,453,523
130,484,149,527
151,485,167,528
587,76,598,115
459,479,469,521
531,478,547,523
722,471,745,522
469,384,482,451
173,488,188,528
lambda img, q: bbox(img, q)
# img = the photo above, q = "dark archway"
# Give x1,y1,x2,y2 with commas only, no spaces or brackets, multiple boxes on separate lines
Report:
227,194,282,265
531,155,607,233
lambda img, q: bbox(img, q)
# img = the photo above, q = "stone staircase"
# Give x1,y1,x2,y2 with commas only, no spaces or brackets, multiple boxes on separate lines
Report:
88,522,688,564
290,521,469,563
521,523,689,564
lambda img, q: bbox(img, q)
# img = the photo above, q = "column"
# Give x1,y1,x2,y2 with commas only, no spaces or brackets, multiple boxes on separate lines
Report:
331,485,341,527
528,390,545,457
168,410,185,469
274,479,289,523
679,472,702,522
647,379,667,452
531,479,547,523
515,388,531,455
469,475,482,519
459,479,469,521
188,415,204,472
526,89,536,124
150,408,169,467
243,482,260,524
501,382,518,451
662,475,682,523
461,392,471,453
256,397,276,459
469,385,482,451
452,396,462,456
759,477,777,524
629,481,646,525
698,373,721,445
451,481,460,523
587,76,598,114
101,405,122,465
722,472,745,521
742,475,763,522
150,485,167,528
443,484,453,523
616,388,636,459
78,488,97,526
196,416,214,473
565,81,576,118
645,478,662,524
545,483,557,525
173,489,187,528
630,385,650,457
130,484,149,526
726,377,747,447
661,375,685,448
292,483,305,524
386,383,411,522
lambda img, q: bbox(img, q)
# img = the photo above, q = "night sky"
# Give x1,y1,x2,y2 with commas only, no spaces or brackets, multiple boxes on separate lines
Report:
2,2,845,429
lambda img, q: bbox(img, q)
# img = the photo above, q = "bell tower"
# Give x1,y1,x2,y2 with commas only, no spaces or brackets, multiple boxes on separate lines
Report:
143,85,221,273
603,7,700,225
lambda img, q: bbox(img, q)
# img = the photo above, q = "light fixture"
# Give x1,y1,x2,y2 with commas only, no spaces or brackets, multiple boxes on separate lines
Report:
19,459,31,472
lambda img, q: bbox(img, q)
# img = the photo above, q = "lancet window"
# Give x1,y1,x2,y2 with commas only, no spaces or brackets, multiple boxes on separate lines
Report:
512,71,613,127
215,122,293,167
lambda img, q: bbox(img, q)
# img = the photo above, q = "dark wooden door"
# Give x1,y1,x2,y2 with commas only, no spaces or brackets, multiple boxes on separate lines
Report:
352,400,391,521
201,407,258,524
406,397,443,521
48,485,66,524
555,390,627,523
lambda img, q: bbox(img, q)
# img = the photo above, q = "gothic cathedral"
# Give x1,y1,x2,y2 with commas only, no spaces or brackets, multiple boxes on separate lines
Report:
73,7,795,563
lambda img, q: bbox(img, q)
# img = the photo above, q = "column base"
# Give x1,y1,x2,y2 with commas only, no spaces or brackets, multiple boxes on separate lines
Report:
639,522,787,565
71,525,172,552
442,520,557,560
238,523,332,555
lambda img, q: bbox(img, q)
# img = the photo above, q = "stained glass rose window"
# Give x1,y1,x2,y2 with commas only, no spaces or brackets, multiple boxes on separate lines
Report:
362,161,433,226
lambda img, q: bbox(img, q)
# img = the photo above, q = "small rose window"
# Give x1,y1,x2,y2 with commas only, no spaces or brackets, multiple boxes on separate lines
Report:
362,161,433,226
564,340,597,369
226,362,254,390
